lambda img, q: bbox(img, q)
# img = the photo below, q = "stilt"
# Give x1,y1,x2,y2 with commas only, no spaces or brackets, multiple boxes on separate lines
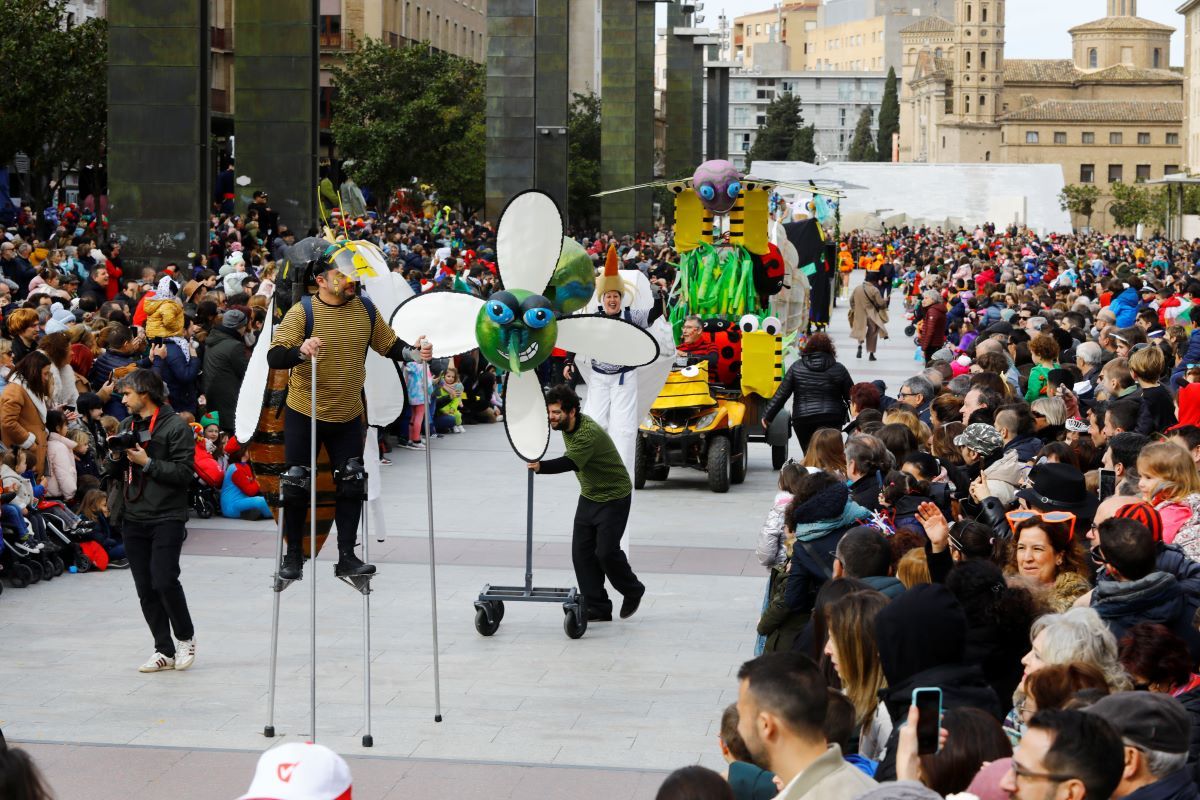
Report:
423,366,444,722
263,507,289,738
309,354,319,742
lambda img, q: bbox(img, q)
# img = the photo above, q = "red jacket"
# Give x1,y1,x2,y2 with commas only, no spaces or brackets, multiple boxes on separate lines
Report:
230,462,261,496
104,259,122,301
194,441,223,488
918,303,948,349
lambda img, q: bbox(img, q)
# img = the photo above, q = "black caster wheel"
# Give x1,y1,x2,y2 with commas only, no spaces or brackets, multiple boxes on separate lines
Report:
27,560,42,584
474,605,500,637
9,562,31,588
263,725,276,738
51,555,64,577
563,605,587,639
493,601,505,623
74,553,91,574
362,734,374,747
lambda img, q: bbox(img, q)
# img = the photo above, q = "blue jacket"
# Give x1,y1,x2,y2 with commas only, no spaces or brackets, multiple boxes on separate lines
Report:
89,350,147,420
151,341,200,416
1092,572,1200,661
1111,286,1140,327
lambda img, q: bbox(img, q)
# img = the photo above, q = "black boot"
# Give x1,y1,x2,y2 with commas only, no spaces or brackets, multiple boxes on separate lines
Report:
857,344,863,359
279,548,303,581
869,353,877,361
335,550,376,577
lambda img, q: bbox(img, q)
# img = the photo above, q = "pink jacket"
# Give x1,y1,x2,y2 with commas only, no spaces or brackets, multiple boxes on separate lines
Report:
45,431,77,500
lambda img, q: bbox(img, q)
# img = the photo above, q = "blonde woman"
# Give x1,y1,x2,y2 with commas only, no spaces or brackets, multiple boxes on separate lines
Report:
825,590,892,760
1138,442,1200,557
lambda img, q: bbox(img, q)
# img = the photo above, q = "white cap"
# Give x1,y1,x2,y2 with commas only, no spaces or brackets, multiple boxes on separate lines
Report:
237,743,352,800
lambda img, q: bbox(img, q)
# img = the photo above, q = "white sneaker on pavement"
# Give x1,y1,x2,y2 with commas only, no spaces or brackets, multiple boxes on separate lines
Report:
138,652,175,673
174,638,196,670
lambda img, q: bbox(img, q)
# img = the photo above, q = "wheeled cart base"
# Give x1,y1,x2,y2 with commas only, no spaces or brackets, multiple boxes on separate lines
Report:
472,471,586,639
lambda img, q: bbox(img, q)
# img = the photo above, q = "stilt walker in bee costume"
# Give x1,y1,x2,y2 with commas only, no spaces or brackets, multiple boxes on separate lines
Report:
578,244,653,480
267,245,432,581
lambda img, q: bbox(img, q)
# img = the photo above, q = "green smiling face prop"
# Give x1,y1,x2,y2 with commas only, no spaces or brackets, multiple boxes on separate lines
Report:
475,289,557,373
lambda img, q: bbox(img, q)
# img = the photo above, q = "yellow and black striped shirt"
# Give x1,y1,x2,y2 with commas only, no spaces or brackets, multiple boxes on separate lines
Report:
271,295,400,423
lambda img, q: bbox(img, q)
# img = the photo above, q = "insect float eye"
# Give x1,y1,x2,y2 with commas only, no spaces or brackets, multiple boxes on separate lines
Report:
486,301,515,325
727,181,742,198
762,316,782,335
740,314,760,333
698,184,716,201
523,307,553,329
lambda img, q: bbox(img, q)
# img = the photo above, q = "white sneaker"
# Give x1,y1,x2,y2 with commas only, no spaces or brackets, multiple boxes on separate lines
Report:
410,441,426,450
138,651,175,672
174,638,196,671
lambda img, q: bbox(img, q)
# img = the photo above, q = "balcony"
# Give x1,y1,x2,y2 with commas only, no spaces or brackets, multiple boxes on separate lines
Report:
211,88,229,114
319,15,342,50
211,25,230,50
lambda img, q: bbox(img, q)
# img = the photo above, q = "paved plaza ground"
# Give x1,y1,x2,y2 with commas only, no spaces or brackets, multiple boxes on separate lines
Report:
0,273,918,798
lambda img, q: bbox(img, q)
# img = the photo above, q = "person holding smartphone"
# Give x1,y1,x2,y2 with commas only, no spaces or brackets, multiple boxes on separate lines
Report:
103,368,197,673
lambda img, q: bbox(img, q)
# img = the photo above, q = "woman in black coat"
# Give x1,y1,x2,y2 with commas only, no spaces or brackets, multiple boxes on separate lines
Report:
763,332,852,451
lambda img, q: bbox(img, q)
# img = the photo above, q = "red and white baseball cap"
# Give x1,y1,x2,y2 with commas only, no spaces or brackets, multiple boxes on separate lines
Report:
238,742,352,800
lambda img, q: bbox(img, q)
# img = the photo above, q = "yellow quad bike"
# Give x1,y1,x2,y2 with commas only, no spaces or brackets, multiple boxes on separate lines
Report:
635,325,790,493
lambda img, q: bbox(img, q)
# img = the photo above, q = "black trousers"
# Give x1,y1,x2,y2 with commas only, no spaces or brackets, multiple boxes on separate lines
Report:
571,494,643,614
124,518,194,658
283,407,365,553
792,414,844,453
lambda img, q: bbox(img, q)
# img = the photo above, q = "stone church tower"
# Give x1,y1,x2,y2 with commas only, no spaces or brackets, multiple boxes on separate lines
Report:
953,0,1005,124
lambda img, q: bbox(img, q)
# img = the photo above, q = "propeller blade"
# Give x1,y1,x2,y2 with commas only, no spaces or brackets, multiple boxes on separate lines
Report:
503,369,550,462
556,315,660,368
389,292,485,358
496,191,563,294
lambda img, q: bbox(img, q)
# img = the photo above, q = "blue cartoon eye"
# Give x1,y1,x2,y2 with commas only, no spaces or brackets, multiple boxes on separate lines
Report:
698,184,716,201
727,181,742,198
486,301,514,325
523,307,553,329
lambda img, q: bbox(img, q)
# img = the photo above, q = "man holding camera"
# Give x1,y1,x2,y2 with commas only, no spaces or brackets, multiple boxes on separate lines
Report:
104,369,198,673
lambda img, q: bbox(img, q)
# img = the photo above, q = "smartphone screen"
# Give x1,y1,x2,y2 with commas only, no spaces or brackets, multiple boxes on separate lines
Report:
913,688,942,755
1099,469,1116,501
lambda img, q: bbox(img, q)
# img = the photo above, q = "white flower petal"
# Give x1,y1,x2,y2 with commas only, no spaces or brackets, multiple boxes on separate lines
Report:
503,369,550,461
555,315,660,368
389,292,484,358
496,191,563,294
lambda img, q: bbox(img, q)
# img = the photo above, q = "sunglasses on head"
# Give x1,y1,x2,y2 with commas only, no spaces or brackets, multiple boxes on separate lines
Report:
1006,509,1077,540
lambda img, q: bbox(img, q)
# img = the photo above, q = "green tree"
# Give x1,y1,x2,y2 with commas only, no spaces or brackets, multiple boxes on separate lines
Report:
330,39,484,213
567,91,600,231
1109,181,1154,231
0,0,106,209
1057,183,1100,230
848,108,876,162
788,124,817,163
876,67,899,162
746,93,804,164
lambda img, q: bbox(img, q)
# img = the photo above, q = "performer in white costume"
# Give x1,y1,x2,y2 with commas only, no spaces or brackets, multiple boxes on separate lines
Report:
575,245,648,479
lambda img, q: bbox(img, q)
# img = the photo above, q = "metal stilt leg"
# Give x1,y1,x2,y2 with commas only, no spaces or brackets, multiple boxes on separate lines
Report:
361,502,374,747
424,367,443,722
309,354,319,742
263,507,288,738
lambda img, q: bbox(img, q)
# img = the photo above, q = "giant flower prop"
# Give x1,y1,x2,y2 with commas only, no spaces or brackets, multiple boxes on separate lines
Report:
390,191,659,460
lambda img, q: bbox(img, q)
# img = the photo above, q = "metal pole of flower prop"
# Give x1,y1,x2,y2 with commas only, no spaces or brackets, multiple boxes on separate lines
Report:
390,191,659,640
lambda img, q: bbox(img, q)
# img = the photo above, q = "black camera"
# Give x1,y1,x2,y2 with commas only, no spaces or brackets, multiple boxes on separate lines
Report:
108,428,152,453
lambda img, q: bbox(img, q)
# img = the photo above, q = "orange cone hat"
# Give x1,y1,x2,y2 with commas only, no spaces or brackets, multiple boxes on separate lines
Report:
596,243,627,297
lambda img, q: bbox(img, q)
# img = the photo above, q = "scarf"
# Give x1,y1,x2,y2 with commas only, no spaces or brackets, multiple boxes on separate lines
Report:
793,500,871,543
155,276,193,362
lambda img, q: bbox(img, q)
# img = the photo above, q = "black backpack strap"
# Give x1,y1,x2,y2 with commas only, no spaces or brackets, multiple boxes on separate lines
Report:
301,294,314,340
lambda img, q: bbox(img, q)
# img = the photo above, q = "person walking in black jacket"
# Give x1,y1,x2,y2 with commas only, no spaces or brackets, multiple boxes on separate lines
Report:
763,333,852,452
202,309,249,434
103,369,197,673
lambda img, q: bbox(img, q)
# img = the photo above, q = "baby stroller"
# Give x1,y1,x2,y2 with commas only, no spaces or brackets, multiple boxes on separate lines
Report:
0,513,52,587
190,475,218,519
35,501,95,574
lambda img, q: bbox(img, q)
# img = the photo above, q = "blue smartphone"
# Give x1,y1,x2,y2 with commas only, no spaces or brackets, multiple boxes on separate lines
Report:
912,687,943,755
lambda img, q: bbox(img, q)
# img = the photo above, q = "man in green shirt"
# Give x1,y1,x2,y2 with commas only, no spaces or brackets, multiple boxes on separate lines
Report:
529,385,646,622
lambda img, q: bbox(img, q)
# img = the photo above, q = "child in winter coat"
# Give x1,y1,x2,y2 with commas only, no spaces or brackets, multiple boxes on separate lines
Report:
44,409,78,502
754,463,807,655
0,448,37,548
78,488,127,567
220,437,271,520
404,361,431,448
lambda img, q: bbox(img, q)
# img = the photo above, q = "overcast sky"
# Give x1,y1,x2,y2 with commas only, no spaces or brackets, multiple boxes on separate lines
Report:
706,0,1184,64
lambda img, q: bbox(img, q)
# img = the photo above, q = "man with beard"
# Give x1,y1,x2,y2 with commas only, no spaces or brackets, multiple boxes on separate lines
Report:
267,250,431,581
734,652,877,800
528,384,645,622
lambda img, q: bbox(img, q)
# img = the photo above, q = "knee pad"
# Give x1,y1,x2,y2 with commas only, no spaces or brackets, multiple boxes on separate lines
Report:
279,465,311,508
333,457,367,501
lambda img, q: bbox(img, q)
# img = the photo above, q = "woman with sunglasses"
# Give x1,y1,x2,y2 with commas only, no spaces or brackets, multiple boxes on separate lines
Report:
1004,512,1091,613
